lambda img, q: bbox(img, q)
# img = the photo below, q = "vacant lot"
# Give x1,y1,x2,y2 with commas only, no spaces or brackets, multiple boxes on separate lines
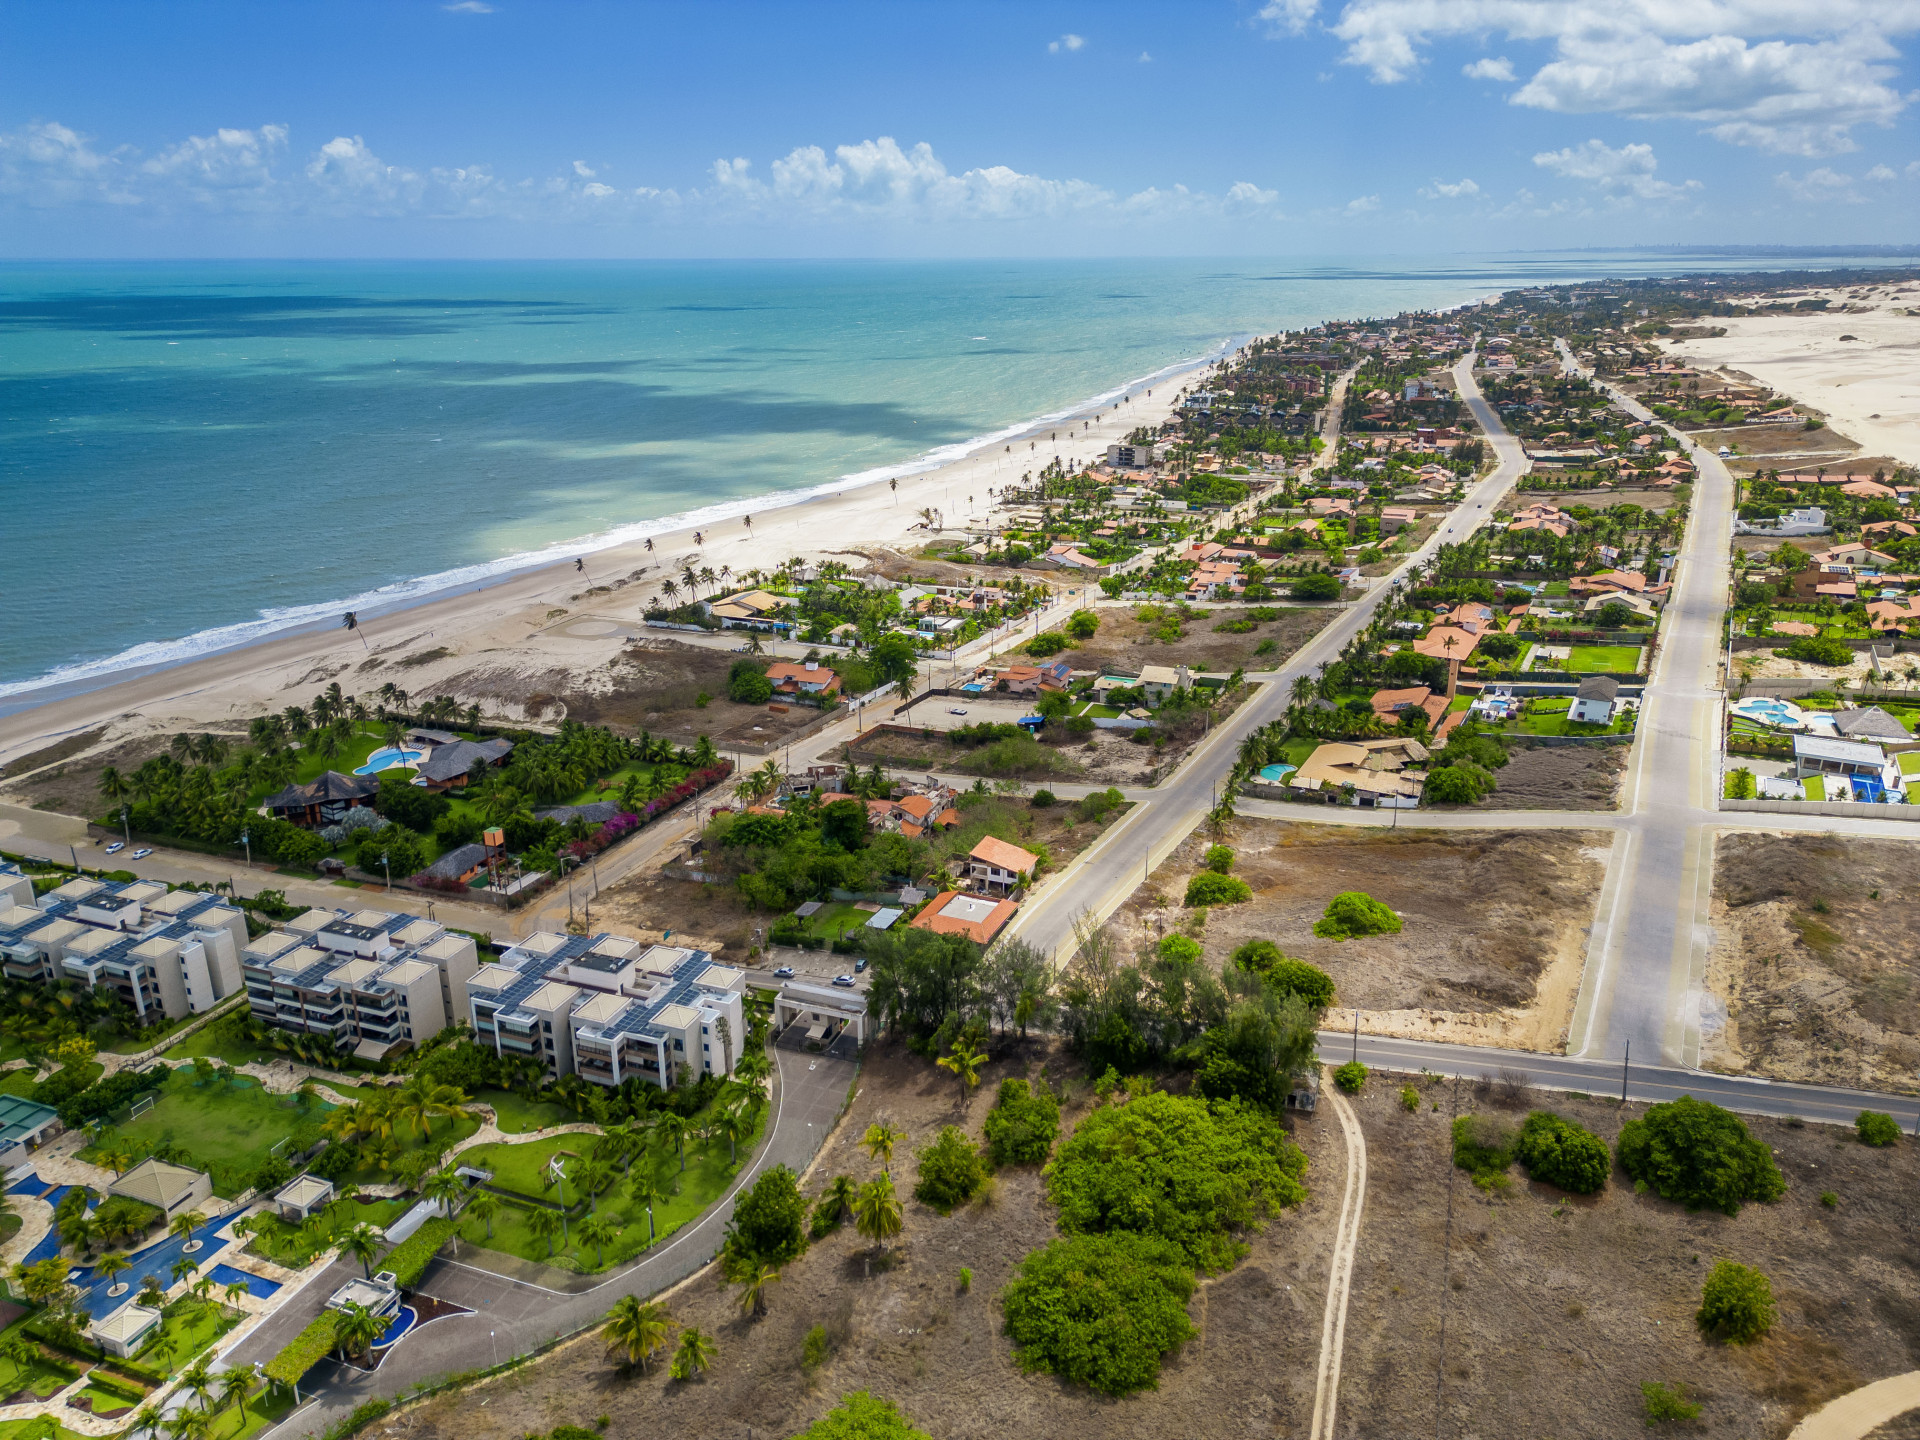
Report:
394,1038,1343,1440
2,728,202,819
1706,833,1920,1091
1473,740,1628,811
1341,1077,1920,1439
1119,819,1611,1051
535,638,830,752
1040,604,1339,676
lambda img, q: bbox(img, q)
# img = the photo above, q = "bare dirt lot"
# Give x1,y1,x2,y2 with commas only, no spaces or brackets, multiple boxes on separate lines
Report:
848,724,1157,787
1058,604,1339,675
395,1039,1344,1440
1479,740,1627,811
1117,818,1612,1051
1521,487,1680,513
1,730,197,817
1342,1077,1920,1440
1706,832,1920,1093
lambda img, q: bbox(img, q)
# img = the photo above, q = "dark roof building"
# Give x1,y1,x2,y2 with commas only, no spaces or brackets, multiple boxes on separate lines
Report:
422,842,489,883
535,800,624,826
416,738,514,789
263,771,379,827
1833,706,1909,742
1575,675,1620,700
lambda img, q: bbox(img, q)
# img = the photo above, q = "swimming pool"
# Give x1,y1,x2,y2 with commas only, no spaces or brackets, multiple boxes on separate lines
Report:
354,747,423,775
1258,763,1297,783
375,1306,418,1349
1730,697,1806,729
208,1263,280,1299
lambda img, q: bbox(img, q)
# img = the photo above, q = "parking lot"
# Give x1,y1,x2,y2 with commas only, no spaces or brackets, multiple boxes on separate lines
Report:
743,948,874,994
889,694,1037,733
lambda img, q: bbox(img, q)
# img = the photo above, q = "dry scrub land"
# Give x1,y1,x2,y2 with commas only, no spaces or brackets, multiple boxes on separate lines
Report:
1707,833,1920,1093
1056,604,1339,675
1342,1078,1920,1440
1118,819,1611,1052
395,1041,1345,1440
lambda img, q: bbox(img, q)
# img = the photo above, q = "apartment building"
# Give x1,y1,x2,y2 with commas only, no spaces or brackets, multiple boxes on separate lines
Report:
466,930,745,1090
240,907,480,1061
0,873,247,1023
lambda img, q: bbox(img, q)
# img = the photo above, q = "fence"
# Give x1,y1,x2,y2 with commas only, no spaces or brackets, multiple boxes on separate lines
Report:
1720,797,1920,822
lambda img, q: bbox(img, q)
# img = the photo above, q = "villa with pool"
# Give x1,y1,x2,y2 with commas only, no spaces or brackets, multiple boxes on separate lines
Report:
266,734,514,826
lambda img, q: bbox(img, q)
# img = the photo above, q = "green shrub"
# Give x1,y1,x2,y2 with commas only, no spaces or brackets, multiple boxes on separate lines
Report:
1027,632,1070,657
1184,872,1252,907
1292,573,1342,601
1332,1061,1368,1094
1616,1096,1786,1215
790,1392,931,1439
1066,610,1101,639
982,1078,1060,1167
1030,789,1056,808
1399,1085,1419,1113
913,1127,987,1214
1000,1233,1197,1396
1451,1114,1515,1188
957,1266,972,1293
1696,1260,1775,1343
722,1164,808,1273
1781,634,1853,667
1202,844,1235,874
1231,941,1336,1010
1514,1111,1610,1194
383,1216,457,1288
1820,1190,1838,1209
801,1323,829,1375
1855,1110,1901,1147
1641,1381,1703,1424
1046,1091,1308,1273
1313,891,1401,940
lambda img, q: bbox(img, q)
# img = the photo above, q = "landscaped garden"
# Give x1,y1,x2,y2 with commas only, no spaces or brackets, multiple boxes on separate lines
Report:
81,1063,333,1196
471,1087,574,1135
241,1194,412,1270
1565,644,1645,674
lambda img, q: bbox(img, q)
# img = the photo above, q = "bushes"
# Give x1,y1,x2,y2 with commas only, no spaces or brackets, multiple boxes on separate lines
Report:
1781,634,1853,667
792,1392,931,1439
1313,891,1401,941
1616,1096,1785,1215
57,1065,165,1129
1856,1110,1901,1147
1513,1111,1610,1194
1399,1085,1419,1113
722,1164,808,1275
383,1217,457,1288
912,1127,987,1214
1641,1381,1703,1423
1026,632,1070,657
982,1078,1060,1167
1231,942,1336,1010
1202,844,1235,874
1291,573,1342,601
1425,763,1496,805
1184,872,1251,907
1332,1061,1368,1094
728,659,774,705
1451,1114,1516,1188
264,1311,340,1386
1000,1233,1197,1396
1066,610,1100,639
1029,789,1056,808
1696,1260,1775,1344
1046,1091,1308,1273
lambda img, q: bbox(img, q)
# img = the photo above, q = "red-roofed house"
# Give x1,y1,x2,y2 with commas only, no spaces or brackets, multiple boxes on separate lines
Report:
908,891,1018,945
765,661,841,700
967,836,1039,895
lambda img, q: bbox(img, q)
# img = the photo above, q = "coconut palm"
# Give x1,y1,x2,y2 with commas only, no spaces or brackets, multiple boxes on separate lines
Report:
714,1104,752,1166
342,1224,382,1280
935,1038,986,1110
571,1158,612,1213
224,1279,251,1307
853,1173,904,1259
669,1327,715,1381
217,1362,257,1420
168,1210,207,1243
602,1295,677,1374
655,1113,689,1174
576,1213,618,1269
422,1166,466,1216
332,1301,388,1364
525,1206,564,1259
735,1262,780,1321
821,1175,858,1227
94,1251,132,1292
466,1191,501,1240
179,1355,217,1412
127,1405,163,1440
860,1121,905,1173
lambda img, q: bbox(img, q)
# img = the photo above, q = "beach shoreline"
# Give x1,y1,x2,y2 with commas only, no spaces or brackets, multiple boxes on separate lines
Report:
0,343,1226,764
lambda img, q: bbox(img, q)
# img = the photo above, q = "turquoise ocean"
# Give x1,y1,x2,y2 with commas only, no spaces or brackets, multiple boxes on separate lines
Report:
0,253,1893,702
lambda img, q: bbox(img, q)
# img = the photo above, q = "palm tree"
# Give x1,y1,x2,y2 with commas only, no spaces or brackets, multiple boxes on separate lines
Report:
860,1121,905,1173
656,1113,689,1174
127,1406,163,1440
935,1038,986,1110
853,1173,904,1261
466,1191,501,1240
526,1206,564,1258
170,1255,198,1287
572,1158,611,1213
603,1295,677,1374
217,1363,257,1421
670,1327,715,1381
98,766,131,809
627,1175,665,1244
179,1355,217,1412
224,1279,251,1307
168,1209,208,1243
821,1175,858,1227
422,1166,466,1217
95,1250,132,1292
343,1224,382,1280
576,1212,617,1268
332,1301,388,1364
735,1262,780,1321
714,1104,751,1166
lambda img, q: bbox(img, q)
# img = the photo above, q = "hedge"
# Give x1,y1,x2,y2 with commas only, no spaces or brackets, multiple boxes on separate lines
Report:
264,1312,339,1387
384,1216,458,1288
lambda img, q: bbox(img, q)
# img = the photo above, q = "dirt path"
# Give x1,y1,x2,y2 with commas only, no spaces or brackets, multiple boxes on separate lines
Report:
1788,1374,1920,1440
1307,1068,1368,1440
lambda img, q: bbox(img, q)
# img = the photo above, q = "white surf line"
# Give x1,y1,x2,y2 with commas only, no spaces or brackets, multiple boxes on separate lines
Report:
1307,1073,1369,1440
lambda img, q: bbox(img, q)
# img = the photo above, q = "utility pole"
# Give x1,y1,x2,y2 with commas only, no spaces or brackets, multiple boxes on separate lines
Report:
1352,1008,1359,1064
1620,1039,1630,1105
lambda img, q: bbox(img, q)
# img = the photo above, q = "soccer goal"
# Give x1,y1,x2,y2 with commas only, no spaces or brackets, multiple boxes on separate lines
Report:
127,1094,157,1121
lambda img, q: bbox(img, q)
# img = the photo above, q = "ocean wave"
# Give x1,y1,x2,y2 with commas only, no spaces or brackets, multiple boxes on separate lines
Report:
0,339,1235,704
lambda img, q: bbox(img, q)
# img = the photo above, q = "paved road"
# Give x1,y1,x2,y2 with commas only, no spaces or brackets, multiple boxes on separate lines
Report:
231,1041,856,1439
1003,350,1529,961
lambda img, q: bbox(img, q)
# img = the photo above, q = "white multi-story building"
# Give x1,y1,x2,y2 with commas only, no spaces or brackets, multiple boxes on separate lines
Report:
466,930,744,1090
0,869,246,1023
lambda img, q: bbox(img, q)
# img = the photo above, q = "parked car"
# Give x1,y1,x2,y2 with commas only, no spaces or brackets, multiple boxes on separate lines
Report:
855,957,869,973
947,707,968,716
773,966,795,979
129,848,153,860
103,842,124,855
832,974,855,988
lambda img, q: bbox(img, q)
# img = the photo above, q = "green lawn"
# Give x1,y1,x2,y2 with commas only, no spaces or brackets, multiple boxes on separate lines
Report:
0,1340,81,1400
106,1007,220,1055
473,1087,574,1134
0,1060,102,1100
1897,751,1920,777
1566,645,1645,674
85,1070,331,1195
1539,581,1571,597
0,1420,96,1440
800,902,869,941
340,1111,481,1189
244,1196,412,1270
133,1299,241,1372
1070,701,1122,719
456,1106,768,1272
555,761,690,810
1803,776,1827,801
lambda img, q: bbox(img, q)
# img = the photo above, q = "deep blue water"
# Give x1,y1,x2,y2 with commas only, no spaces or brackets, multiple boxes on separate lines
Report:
0,254,1898,697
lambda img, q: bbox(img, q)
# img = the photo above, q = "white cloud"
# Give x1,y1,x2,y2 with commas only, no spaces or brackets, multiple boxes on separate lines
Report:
1284,2,1920,155
1462,56,1515,81
1139,51,1153,62
1259,0,1321,36
1048,33,1086,53
443,1,493,12
1420,177,1481,198
1345,193,1381,213
0,121,136,207
1532,138,1702,199
1865,163,1898,180
1775,165,1865,202
1226,180,1280,206
572,160,596,178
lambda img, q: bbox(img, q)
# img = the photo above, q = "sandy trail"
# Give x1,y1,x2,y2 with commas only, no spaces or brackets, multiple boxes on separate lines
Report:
1307,1068,1368,1440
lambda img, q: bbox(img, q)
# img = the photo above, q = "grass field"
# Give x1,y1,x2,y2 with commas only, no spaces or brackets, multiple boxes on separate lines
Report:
340,1111,481,1189
134,1299,242,1370
0,1341,80,1401
798,902,870,941
1566,644,1644,673
457,1105,767,1273
86,1070,329,1195
472,1088,574,1134
0,1059,102,1101
0,1420,95,1440
555,761,689,809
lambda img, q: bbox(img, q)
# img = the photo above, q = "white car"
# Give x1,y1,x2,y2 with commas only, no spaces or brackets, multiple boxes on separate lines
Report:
129,848,153,860
103,842,124,855
948,706,968,716
832,974,856,988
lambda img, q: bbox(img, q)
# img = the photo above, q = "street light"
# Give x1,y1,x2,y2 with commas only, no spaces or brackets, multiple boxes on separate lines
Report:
240,829,251,869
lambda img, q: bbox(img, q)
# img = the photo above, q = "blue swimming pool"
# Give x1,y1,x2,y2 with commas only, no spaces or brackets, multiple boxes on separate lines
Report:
354,747,423,775
375,1306,417,1349
1258,763,1297,783
208,1262,280,1299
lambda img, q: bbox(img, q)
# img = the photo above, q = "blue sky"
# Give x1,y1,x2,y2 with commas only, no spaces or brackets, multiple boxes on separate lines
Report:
1,0,1916,256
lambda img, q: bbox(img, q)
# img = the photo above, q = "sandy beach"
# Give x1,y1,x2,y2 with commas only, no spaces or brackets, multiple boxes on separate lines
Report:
1664,279,1920,468
0,359,1212,769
